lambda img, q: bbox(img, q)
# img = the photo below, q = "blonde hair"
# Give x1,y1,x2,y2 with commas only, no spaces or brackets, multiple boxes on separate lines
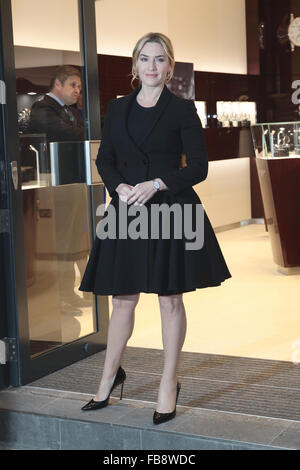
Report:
130,32,175,88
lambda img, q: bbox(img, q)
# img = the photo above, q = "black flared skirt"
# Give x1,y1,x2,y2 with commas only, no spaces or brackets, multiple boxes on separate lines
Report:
79,189,232,296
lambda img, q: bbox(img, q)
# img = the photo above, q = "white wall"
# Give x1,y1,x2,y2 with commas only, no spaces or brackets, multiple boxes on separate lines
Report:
11,0,80,51
96,0,246,74
168,0,247,74
95,0,169,57
194,158,251,228
12,0,247,74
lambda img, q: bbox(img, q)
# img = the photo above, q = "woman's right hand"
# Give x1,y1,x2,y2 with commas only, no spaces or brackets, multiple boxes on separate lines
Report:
115,183,134,203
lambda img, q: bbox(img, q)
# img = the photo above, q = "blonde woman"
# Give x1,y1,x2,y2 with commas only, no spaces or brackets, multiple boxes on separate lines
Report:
80,32,231,424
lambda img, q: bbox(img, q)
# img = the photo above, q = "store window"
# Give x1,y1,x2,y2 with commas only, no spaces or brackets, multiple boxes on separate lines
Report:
11,0,97,357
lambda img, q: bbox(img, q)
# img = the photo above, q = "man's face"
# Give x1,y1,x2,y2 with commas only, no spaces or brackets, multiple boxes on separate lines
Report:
54,75,81,105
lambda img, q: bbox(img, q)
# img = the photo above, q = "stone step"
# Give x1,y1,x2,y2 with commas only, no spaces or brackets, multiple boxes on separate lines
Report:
0,386,296,450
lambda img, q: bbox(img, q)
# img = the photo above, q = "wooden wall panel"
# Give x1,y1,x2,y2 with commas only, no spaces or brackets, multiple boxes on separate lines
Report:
246,0,260,75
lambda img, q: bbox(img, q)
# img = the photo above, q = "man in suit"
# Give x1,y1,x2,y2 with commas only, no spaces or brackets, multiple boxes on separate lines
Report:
28,65,84,142
28,66,88,314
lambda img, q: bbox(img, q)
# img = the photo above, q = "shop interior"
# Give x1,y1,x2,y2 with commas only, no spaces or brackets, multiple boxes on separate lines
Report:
12,0,300,365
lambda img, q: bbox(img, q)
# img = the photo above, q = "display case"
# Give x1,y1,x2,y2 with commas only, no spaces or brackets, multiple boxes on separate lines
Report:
19,134,50,189
217,101,257,127
251,122,300,158
20,135,102,188
251,121,300,273
194,101,207,128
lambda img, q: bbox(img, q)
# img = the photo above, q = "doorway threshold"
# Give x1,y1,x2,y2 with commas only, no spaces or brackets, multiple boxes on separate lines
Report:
1,347,300,449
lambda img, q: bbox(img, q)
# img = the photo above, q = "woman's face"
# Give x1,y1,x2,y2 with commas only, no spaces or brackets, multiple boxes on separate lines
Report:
136,41,171,88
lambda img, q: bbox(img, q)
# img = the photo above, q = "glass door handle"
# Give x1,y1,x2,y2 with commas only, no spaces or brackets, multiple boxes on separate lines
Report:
10,161,18,190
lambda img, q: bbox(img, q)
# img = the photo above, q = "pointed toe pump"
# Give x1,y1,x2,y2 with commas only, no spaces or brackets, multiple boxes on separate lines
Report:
81,366,126,411
153,382,181,425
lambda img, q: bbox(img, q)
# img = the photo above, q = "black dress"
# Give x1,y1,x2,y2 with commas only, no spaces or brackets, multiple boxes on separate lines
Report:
79,87,232,296
127,98,159,146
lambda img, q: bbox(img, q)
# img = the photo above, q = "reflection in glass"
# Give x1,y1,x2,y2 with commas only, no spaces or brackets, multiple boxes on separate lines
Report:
22,176,96,357
13,0,98,357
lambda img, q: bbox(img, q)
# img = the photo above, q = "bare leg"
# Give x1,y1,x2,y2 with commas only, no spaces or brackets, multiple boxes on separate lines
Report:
156,293,187,413
94,293,140,401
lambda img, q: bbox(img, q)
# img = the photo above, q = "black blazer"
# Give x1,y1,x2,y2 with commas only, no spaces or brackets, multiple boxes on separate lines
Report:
28,94,84,142
96,84,208,201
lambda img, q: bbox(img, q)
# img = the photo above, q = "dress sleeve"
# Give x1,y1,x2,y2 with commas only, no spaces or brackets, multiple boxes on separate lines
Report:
96,100,127,197
160,99,208,195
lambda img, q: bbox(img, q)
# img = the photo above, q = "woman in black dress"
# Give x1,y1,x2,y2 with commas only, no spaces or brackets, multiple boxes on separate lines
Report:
80,32,231,424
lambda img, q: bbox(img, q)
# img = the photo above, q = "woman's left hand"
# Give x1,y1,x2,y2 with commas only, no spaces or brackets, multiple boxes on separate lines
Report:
126,179,167,206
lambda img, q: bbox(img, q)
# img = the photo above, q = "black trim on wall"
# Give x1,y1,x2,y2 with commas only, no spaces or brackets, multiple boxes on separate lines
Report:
246,0,260,75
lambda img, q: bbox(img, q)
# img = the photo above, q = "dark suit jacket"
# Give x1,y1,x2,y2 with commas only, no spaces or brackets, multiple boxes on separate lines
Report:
96,84,208,200
28,94,84,142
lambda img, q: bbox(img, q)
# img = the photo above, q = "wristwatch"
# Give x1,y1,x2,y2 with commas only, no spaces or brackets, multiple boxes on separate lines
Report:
153,179,160,191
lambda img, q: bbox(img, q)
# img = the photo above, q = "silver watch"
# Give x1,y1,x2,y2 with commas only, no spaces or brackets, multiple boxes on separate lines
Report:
153,179,160,191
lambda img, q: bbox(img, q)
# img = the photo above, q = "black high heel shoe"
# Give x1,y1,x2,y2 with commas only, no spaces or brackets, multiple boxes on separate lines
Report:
81,366,126,411
153,382,181,425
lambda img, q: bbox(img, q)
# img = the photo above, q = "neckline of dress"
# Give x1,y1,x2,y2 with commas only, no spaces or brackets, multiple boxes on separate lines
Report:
135,85,166,109
135,97,158,110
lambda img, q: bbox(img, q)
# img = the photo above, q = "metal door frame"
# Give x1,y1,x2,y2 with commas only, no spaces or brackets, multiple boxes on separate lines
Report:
0,0,108,386
0,42,13,390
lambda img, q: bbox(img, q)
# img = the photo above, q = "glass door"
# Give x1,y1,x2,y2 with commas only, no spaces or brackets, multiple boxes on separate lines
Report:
2,0,108,385
0,55,9,390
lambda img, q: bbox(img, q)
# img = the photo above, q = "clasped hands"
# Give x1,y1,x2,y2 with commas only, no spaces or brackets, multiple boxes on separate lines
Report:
116,179,166,206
